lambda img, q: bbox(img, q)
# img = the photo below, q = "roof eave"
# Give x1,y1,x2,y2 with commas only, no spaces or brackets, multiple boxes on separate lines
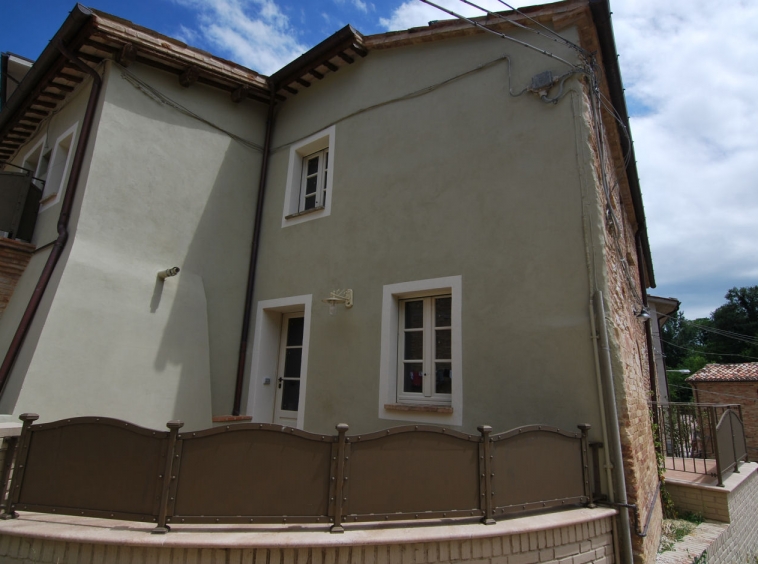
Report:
588,0,655,288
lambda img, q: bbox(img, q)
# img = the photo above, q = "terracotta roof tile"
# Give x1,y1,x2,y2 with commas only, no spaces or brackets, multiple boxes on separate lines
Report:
686,363,758,382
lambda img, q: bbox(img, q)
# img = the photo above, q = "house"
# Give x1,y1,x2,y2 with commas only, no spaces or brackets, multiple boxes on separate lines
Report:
688,362,758,461
0,1,665,561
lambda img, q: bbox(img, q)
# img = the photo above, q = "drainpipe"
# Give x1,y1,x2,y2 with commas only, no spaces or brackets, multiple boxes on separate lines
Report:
0,42,103,398
232,87,276,416
593,290,635,564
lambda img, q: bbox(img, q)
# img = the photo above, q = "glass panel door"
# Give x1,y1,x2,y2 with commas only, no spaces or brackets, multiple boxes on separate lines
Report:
274,313,304,426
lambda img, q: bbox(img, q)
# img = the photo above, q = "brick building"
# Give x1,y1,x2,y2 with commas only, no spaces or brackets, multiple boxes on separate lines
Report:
688,363,758,462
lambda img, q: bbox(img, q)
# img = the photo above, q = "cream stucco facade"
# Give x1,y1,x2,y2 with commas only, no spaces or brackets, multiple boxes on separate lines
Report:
0,3,663,561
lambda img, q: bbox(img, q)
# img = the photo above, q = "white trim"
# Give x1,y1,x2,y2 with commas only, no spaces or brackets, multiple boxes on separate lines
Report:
246,295,312,429
379,276,463,426
281,125,335,227
40,122,78,212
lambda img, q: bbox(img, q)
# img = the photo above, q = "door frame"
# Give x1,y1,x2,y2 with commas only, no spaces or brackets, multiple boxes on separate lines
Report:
246,295,312,429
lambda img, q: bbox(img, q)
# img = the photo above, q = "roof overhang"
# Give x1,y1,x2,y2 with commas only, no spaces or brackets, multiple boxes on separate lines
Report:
0,4,271,165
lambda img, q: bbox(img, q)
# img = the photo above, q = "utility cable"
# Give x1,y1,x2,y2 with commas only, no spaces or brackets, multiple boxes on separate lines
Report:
119,65,264,153
419,0,578,69
657,312,758,346
271,53,524,153
659,338,758,362
667,382,758,404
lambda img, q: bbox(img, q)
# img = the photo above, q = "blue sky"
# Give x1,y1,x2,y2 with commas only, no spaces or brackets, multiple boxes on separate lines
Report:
2,0,757,319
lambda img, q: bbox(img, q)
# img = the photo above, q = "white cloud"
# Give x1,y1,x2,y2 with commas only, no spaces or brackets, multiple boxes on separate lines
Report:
171,0,307,75
612,0,758,316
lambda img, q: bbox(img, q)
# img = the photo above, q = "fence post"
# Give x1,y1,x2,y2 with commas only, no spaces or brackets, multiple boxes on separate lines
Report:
728,410,739,473
153,420,184,534
330,423,349,533
578,424,593,507
4,413,38,519
0,436,18,517
709,406,724,487
477,425,495,525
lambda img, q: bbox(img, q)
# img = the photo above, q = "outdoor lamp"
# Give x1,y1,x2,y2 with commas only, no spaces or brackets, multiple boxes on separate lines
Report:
322,289,353,315
634,307,651,320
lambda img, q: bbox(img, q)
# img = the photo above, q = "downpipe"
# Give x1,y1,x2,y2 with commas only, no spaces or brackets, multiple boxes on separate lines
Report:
593,290,635,564
0,41,103,398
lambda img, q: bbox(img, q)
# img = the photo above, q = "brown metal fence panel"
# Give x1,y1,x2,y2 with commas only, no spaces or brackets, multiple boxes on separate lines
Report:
170,425,333,523
12,417,166,520
715,410,737,475
341,427,481,522
729,410,748,463
491,427,586,515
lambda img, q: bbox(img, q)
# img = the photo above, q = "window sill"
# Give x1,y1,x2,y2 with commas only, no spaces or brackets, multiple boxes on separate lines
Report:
285,206,325,220
384,403,453,414
39,193,58,206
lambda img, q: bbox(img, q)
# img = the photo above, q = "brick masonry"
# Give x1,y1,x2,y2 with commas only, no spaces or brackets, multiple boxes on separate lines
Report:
661,463,758,563
693,382,758,462
581,84,662,564
0,237,35,320
0,516,617,564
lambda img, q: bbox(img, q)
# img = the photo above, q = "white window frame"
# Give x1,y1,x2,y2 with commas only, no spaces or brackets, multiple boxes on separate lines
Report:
246,295,312,429
40,122,78,211
21,135,49,190
379,276,463,426
281,125,335,227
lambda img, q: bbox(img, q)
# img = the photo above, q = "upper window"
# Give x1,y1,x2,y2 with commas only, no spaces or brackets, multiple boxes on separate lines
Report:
282,125,335,227
378,276,463,425
40,124,77,210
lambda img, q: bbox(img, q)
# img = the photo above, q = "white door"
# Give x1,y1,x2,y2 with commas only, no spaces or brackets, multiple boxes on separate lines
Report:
274,312,304,426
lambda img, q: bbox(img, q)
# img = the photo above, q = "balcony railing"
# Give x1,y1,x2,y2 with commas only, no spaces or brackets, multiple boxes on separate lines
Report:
651,402,749,486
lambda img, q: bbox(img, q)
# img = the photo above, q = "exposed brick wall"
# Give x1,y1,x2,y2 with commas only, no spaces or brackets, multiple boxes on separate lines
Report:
0,516,616,564
581,84,662,564
0,237,35,320
694,382,758,462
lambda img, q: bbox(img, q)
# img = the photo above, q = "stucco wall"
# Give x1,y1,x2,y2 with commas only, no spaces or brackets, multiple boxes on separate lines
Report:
248,27,606,443
0,61,268,429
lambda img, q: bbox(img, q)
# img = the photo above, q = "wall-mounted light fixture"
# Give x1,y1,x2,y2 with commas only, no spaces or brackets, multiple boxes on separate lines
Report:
158,267,180,280
322,289,353,315
633,307,651,320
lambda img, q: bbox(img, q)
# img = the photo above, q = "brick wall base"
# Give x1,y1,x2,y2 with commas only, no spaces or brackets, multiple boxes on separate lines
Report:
664,462,758,563
0,510,617,564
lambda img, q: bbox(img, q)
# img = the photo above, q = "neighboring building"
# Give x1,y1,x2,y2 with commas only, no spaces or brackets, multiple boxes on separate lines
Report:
688,363,758,461
0,1,663,561
647,295,680,403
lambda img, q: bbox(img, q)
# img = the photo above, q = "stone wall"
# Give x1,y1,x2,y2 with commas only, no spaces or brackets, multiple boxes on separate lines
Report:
0,511,618,564
0,237,35,320
694,382,758,462
581,82,662,564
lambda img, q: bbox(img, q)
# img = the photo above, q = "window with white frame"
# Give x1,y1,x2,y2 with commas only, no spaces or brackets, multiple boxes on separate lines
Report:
22,136,50,192
282,125,335,226
397,295,452,404
379,276,462,425
40,124,77,209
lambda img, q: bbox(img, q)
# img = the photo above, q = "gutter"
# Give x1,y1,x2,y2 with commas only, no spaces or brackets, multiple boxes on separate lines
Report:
0,33,103,398
232,88,276,416
588,0,655,288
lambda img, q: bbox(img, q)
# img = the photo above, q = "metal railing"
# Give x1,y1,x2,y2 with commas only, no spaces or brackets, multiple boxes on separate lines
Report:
0,414,595,533
651,402,749,486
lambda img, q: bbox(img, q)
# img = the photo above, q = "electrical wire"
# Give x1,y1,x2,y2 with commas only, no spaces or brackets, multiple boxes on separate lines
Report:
657,311,758,346
659,338,758,362
668,382,757,404
119,65,264,153
272,53,523,153
419,0,579,69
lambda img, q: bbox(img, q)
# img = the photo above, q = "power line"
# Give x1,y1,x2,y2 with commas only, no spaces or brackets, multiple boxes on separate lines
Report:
659,338,758,362
658,311,758,346
418,0,579,69
668,382,757,404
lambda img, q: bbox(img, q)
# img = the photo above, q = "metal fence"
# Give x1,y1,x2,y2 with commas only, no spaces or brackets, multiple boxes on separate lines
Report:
0,414,594,533
652,402,748,486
